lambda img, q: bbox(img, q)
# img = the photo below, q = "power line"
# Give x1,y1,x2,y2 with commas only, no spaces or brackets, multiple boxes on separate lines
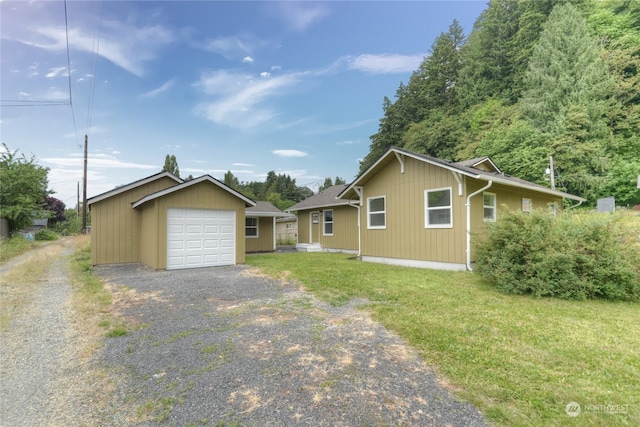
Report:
0,100,70,107
86,0,103,136
64,0,80,148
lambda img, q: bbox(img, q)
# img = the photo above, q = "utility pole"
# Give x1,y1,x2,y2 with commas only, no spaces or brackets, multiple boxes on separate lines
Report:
549,156,555,190
82,134,88,233
77,181,80,219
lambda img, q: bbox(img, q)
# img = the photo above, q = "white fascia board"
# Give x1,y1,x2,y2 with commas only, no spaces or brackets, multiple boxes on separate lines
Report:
87,172,182,206
132,175,256,208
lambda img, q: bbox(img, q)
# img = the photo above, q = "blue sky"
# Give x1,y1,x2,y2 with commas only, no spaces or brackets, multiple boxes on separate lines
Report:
1,1,487,208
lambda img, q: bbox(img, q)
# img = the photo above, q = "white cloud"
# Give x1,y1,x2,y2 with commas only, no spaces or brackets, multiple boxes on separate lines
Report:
274,2,330,31
194,69,304,128
15,20,174,77
18,91,30,98
45,66,68,78
232,163,255,167
272,149,308,158
271,65,282,71
140,79,175,98
346,53,425,74
260,71,270,78
202,34,268,61
336,140,360,145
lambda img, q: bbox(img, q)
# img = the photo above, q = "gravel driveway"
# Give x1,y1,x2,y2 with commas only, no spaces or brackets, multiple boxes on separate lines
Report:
94,263,488,426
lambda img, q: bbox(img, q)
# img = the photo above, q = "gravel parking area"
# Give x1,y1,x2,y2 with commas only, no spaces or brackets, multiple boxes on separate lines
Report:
95,263,487,426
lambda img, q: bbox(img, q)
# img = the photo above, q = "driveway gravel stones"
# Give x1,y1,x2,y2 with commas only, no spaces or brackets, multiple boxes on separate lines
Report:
94,263,488,426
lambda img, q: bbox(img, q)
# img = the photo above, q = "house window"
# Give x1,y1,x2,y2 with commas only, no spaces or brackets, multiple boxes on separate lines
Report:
522,198,532,214
323,209,333,236
245,217,258,238
425,187,452,228
312,212,319,224
285,223,292,230
367,196,386,229
483,192,496,222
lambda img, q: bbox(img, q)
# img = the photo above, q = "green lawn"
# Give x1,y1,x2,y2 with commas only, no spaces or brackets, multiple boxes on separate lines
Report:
246,252,639,427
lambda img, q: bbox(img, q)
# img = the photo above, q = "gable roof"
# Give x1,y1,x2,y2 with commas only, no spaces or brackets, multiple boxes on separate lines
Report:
338,147,585,202
131,175,256,209
453,157,501,173
286,184,351,212
87,171,183,206
246,201,294,218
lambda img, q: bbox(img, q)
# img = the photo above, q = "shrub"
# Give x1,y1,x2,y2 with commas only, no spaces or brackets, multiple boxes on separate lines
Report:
34,228,59,241
50,216,83,235
474,210,640,301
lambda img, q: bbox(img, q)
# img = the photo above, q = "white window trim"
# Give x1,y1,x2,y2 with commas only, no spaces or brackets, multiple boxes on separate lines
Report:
483,192,497,222
425,187,453,229
522,198,532,214
367,196,386,229
323,209,334,236
246,216,259,238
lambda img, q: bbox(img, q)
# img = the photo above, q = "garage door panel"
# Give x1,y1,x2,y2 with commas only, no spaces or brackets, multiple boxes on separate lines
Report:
167,208,236,270
186,239,203,249
204,239,219,249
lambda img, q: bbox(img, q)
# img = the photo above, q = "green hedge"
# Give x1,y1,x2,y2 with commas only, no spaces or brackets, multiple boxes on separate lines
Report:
474,210,640,301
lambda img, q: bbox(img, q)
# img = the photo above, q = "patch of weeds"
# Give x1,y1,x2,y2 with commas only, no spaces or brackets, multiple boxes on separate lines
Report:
136,400,156,418
310,323,325,342
105,324,127,337
201,343,220,354
216,417,244,427
187,339,234,375
154,329,196,346
155,396,179,422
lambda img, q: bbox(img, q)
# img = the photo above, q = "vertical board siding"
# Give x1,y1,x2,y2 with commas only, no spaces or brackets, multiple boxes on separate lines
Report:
91,177,178,265
360,157,466,264
319,205,359,251
145,181,246,269
246,217,275,252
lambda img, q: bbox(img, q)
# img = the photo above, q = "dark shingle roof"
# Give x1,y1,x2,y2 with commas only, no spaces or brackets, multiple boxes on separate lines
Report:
287,184,351,212
246,201,293,217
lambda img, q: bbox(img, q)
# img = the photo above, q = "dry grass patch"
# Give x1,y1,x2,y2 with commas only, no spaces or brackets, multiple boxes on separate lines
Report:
0,239,66,329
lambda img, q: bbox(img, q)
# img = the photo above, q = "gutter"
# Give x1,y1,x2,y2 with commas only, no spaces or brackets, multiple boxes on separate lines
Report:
466,180,492,272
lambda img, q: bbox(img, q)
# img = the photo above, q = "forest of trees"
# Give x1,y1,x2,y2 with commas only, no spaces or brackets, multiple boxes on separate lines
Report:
222,170,314,211
360,0,639,205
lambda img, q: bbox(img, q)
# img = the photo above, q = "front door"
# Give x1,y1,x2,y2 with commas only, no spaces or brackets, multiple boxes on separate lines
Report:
311,211,320,243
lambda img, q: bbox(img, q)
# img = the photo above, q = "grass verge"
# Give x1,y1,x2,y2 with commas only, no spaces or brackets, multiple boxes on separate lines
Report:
69,236,128,339
0,236,40,262
246,252,639,427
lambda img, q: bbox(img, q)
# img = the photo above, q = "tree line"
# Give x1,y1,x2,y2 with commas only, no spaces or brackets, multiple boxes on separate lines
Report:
360,0,639,205
162,154,343,211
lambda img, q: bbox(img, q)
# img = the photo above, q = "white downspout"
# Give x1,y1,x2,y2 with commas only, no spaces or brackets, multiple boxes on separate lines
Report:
466,180,492,271
347,201,361,257
566,199,583,210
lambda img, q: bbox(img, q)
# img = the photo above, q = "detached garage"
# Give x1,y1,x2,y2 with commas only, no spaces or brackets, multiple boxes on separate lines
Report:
88,172,255,270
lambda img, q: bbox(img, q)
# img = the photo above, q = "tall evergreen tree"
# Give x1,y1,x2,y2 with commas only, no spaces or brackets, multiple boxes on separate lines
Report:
519,2,614,200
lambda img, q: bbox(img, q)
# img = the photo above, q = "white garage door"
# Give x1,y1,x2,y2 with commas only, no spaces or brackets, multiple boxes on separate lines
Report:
166,208,236,270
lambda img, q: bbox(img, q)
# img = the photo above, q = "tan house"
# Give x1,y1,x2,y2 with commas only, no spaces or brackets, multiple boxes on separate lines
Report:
245,201,294,252
287,184,359,253
88,172,256,270
275,217,297,244
338,147,585,271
